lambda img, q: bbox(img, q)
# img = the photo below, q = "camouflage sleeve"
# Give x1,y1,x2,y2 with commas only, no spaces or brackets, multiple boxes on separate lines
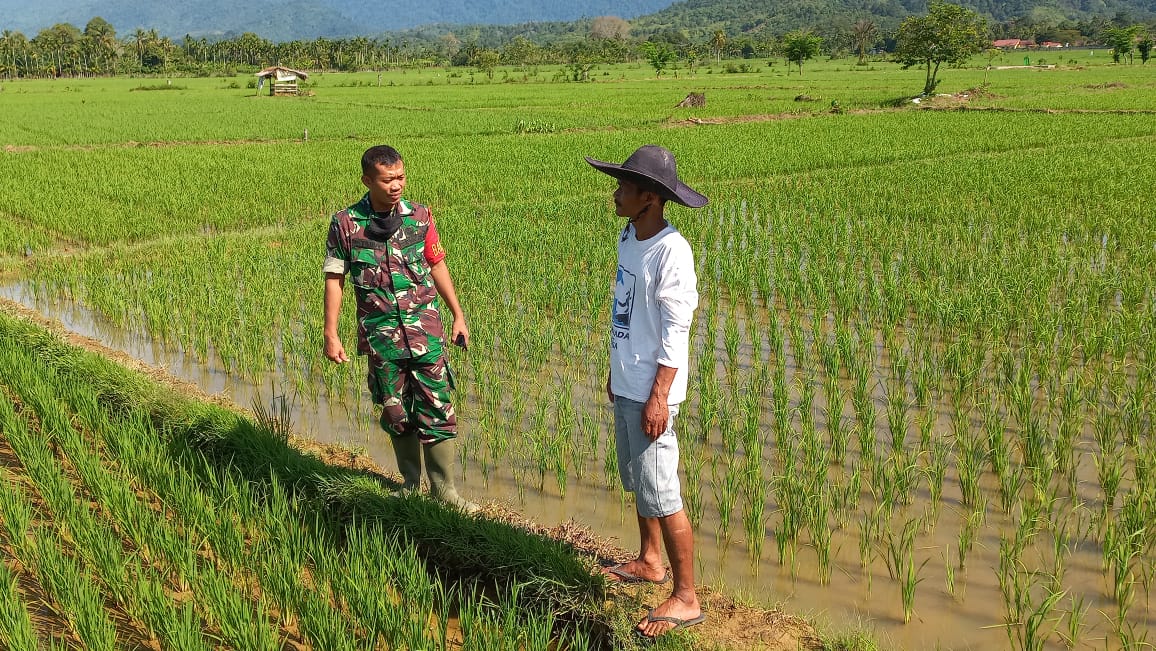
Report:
424,210,447,266
324,214,350,275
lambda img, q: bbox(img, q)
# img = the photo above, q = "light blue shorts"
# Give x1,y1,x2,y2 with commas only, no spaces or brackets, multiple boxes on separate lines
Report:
613,397,682,518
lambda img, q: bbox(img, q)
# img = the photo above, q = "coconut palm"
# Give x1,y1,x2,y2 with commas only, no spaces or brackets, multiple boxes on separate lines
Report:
852,19,878,66
130,28,149,69
0,30,28,77
711,29,727,63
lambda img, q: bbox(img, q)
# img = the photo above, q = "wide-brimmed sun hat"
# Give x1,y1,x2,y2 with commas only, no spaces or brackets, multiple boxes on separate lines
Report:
585,145,708,208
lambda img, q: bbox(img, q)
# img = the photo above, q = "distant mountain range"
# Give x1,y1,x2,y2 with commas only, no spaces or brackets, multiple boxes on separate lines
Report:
629,0,1155,41
2,0,1152,42
0,0,675,40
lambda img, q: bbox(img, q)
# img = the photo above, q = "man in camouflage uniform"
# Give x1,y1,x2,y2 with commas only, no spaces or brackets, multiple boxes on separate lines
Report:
322,144,477,513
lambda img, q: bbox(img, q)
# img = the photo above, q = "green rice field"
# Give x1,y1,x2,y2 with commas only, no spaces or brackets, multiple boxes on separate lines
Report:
2,53,1154,649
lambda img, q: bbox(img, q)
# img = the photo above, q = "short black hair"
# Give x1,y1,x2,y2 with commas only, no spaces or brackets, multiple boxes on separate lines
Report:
361,145,403,176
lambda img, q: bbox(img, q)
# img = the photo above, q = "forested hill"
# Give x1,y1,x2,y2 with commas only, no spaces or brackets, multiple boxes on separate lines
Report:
3,0,1153,43
0,0,674,41
633,0,1156,38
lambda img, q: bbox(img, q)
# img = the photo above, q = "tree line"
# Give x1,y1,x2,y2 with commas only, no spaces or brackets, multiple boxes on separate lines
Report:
1,5,1152,80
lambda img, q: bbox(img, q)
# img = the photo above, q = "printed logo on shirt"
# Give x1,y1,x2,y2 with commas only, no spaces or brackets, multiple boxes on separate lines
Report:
612,265,635,341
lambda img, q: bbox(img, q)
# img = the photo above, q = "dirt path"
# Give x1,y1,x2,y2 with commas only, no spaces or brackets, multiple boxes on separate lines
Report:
0,296,819,650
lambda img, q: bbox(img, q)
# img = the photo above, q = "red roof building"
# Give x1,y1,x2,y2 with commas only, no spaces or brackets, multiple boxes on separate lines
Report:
992,38,1036,49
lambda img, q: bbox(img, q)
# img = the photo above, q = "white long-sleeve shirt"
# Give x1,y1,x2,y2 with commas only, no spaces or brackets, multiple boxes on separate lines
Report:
610,222,698,405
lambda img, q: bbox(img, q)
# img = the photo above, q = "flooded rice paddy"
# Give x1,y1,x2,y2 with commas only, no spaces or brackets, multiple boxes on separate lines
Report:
4,281,1151,651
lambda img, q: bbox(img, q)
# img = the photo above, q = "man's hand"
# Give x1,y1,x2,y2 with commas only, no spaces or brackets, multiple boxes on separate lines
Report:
324,334,349,364
605,373,615,404
642,395,669,441
450,320,470,350
323,274,347,363
641,365,676,439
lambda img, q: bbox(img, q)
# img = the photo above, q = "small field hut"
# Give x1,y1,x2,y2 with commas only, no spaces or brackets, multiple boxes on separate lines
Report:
255,66,308,96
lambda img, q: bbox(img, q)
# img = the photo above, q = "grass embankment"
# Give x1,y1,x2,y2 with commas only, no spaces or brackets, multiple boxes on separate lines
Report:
0,309,715,650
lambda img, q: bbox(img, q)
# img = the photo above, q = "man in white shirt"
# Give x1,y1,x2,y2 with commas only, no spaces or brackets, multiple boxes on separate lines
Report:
585,145,707,638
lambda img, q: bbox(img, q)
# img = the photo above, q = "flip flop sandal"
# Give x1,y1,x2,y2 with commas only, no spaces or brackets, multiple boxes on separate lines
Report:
635,608,707,639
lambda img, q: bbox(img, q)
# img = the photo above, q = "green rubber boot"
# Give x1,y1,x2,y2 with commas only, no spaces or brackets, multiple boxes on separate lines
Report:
423,439,479,514
390,433,422,493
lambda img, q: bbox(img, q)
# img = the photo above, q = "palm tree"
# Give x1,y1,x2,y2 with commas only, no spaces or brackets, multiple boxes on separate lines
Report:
311,37,332,69
32,27,62,76
0,30,21,78
851,19,878,66
11,31,31,76
711,29,727,63
131,28,149,69
349,36,370,69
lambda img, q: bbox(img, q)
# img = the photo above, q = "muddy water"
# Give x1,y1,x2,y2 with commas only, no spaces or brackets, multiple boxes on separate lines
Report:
3,283,1151,651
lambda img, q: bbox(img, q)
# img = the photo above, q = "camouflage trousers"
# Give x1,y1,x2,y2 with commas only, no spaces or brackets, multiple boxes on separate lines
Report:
368,351,457,443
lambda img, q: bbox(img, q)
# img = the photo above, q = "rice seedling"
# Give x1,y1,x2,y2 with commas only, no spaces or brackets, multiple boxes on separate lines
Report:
766,309,785,362
772,462,805,571
683,436,707,529
1047,518,1073,595
817,331,841,383
820,361,850,458
723,306,741,373
800,419,827,483
997,554,1066,651
1105,524,1145,628
995,451,1024,516
788,314,809,371
831,464,861,530
742,461,768,563
943,546,957,600
912,359,935,413
1096,446,1126,518
602,425,619,491
521,393,552,493
1056,592,1090,650
926,437,950,513
714,455,743,541
576,413,598,479
873,452,919,510
809,487,834,585
851,372,876,442
915,406,935,455
884,381,909,458
857,504,883,592
855,422,877,474
881,517,927,624
770,364,791,442
956,499,987,572
829,413,852,468
797,371,817,432
548,385,575,496
1118,621,1150,651
698,359,722,439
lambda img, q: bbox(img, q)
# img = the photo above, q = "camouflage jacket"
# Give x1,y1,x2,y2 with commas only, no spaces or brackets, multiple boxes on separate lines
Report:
325,195,445,361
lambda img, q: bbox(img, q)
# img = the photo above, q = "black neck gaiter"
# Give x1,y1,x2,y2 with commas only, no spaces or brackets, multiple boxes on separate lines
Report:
364,209,403,242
